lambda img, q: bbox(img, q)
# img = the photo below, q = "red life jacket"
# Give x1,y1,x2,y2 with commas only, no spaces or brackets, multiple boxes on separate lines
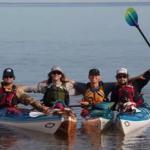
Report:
0,84,17,108
118,84,135,104
117,83,143,107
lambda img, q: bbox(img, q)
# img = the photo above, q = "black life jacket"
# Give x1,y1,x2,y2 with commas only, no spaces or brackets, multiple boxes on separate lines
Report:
42,83,69,107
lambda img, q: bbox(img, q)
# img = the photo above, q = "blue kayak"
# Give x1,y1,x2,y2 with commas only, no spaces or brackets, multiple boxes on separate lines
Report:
81,102,150,135
116,105,150,135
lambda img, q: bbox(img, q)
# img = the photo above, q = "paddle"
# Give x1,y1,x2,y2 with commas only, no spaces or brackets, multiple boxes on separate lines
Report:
29,109,61,117
29,111,45,117
69,104,81,107
29,108,72,117
125,7,150,47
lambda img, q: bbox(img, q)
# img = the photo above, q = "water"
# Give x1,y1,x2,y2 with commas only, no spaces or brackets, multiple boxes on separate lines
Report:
0,2,150,150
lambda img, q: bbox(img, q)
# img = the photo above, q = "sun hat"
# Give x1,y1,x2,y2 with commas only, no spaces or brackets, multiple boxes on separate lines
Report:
50,65,63,73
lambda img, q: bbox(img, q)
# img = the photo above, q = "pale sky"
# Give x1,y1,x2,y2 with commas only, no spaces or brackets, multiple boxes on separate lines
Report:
0,0,147,3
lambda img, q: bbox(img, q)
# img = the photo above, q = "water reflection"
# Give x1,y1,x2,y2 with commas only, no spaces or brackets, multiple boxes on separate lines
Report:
80,119,102,150
0,125,77,150
1,124,150,150
0,126,18,150
122,127,150,150
79,124,150,150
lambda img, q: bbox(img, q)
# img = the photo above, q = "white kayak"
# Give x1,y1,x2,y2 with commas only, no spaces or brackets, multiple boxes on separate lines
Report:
0,108,77,136
81,102,150,135
116,106,150,135
81,102,114,132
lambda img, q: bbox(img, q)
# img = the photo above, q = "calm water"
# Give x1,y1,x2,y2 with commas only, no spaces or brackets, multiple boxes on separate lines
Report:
0,3,150,150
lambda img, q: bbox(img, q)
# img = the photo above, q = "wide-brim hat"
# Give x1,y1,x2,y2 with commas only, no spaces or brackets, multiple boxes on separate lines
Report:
49,65,64,75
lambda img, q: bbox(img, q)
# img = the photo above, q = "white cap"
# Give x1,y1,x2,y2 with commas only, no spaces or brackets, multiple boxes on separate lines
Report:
50,65,63,73
116,68,128,75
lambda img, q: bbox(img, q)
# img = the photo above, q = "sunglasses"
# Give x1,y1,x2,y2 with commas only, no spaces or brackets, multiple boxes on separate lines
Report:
117,75,128,79
4,76,13,78
52,71,62,75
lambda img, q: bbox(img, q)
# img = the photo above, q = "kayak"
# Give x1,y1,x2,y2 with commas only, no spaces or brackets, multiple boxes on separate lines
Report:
0,108,77,136
81,102,114,132
116,105,150,135
81,102,150,135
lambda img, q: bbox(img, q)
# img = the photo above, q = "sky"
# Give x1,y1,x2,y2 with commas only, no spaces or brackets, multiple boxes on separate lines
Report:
0,0,148,3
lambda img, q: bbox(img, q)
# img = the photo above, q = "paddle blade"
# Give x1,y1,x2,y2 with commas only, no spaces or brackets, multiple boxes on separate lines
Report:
125,8,138,26
29,111,45,117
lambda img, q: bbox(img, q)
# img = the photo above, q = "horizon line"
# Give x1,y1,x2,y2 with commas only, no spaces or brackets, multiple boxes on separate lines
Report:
0,1,150,5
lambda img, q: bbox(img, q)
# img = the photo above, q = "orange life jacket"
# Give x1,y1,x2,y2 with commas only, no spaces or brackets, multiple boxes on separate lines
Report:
82,82,105,105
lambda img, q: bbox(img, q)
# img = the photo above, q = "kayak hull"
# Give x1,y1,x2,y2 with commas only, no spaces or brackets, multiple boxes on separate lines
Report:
81,102,114,132
82,117,111,133
117,118,150,135
81,104,150,135
116,106,150,135
0,109,77,136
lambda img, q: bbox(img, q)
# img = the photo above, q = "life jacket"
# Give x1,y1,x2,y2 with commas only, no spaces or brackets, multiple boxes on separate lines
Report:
0,83,17,108
42,83,69,107
82,82,105,105
118,84,135,103
117,83,143,107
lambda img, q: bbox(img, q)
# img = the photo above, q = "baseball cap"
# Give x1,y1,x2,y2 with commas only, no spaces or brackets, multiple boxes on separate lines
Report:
116,68,128,75
3,68,15,79
89,68,100,76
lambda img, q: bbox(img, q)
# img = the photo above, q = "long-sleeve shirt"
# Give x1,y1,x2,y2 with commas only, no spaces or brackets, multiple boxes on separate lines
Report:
23,81,76,96
74,81,116,99
0,83,49,113
111,69,150,107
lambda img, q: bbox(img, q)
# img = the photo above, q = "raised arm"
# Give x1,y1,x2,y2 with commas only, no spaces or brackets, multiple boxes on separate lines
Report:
129,69,150,82
129,69,150,92
21,82,47,94
64,78,86,95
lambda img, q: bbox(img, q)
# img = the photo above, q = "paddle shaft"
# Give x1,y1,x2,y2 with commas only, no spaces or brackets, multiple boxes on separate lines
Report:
136,25,150,47
69,104,81,107
129,14,150,47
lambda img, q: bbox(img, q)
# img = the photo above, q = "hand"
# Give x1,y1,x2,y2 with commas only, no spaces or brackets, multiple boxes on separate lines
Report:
43,106,51,114
143,69,150,80
123,102,136,107
123,102,136,112
80,101,89,106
